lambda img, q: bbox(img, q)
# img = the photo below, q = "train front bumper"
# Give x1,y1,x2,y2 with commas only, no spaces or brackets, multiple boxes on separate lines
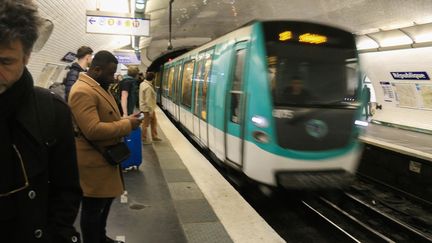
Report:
276,170,355,189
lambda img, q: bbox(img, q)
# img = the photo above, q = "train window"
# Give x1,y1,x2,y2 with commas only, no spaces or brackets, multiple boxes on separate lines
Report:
181,60,195,108
155,72,160,89
201,55,212,121
267,45,359,106
162,69,169,96
167,67,175,98
172,65,180,102
230,49,246,124
176,64,183,103
194,60,204,116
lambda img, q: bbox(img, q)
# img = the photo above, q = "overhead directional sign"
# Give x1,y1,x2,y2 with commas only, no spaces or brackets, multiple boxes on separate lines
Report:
86,14,150,36
114,51,141,65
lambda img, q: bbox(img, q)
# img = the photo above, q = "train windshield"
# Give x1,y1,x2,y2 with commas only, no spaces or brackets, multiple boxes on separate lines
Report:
263,22,360,107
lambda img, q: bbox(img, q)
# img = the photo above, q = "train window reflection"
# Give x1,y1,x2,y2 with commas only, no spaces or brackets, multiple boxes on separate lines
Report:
231,49,245,123
172,65,182,103
201,56,212,120
167,67,175,98
162,69,169,96
194,60,204,116
267,44,359,107
193,53,213,120
181,60,195,108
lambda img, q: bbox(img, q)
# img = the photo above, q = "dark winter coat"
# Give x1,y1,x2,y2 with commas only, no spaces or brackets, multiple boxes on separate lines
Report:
64,62,85,101
0,68,82,243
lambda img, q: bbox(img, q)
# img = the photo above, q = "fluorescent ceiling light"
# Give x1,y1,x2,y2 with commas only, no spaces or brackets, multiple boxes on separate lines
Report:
136,0,146,10
368,29,413,48
414,33,432,43
380,36,413,47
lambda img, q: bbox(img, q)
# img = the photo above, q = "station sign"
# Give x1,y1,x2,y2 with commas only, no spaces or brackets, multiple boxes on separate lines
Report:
390,71,430,80
114,51,141,65
86,12,149,36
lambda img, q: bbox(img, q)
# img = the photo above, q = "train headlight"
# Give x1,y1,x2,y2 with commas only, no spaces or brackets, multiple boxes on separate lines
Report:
355,120,369,127
251,115,269,128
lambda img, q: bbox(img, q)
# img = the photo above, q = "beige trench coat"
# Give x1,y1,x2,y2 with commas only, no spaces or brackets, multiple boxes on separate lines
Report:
69,73,132,197
139,80,156,113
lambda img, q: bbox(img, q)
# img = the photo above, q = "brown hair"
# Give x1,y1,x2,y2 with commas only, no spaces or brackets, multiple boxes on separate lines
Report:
146,72,155,81
127,66,140,77
76,46,93,59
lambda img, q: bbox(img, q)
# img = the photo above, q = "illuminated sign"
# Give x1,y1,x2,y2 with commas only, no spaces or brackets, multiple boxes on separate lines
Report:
279,31,292,41
86,15,150,36
61,52,76,63
390,72,430,80
299,33,327,44
114,51,141,65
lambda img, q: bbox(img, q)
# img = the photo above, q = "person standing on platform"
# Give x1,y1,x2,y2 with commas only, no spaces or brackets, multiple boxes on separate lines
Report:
68,51,141,243
64,46,93,101
109,73,123,114
139,71,162,144
0,0,82,242
119,66,140,116
363,84,371,120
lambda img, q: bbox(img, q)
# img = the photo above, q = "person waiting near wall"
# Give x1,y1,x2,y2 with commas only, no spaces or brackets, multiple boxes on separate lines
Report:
64,46,93,101
139,71,162,144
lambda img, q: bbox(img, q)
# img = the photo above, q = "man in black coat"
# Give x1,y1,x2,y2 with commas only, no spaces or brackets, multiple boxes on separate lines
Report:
0,0,82,242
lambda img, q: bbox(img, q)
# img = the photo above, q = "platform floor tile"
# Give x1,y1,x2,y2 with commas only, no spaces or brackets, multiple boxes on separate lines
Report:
175,199,219,224
183,222,234,243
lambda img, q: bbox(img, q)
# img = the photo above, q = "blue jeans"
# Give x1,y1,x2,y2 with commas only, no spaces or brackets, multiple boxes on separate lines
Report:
80,197,114,243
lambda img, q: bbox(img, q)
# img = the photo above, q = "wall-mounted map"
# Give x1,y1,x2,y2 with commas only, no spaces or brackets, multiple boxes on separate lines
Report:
419,85,432,109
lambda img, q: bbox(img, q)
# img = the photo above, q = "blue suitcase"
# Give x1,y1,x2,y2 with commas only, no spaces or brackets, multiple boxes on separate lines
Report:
122,128,142,169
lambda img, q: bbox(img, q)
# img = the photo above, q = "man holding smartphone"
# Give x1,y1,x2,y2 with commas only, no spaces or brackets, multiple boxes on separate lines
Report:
69,51,141,243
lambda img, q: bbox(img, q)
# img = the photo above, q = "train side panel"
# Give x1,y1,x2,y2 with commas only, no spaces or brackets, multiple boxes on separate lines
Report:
207,41,236,160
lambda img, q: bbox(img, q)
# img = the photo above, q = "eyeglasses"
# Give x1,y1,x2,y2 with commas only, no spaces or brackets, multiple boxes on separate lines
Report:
0,144,29,197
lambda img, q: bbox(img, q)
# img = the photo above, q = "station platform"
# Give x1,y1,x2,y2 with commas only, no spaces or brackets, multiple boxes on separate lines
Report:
359,122,432,161
357,121,432,203
97,108,284,243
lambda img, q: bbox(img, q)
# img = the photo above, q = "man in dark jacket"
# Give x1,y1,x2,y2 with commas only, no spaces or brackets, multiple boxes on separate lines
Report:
0,0,82,242
64,46,93,101
120,65,140,116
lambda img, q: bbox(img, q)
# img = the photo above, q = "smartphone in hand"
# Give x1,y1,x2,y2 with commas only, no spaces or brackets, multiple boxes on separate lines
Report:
136,112,145,121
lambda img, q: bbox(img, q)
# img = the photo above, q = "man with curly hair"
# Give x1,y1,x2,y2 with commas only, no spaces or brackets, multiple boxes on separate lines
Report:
0,0,82,242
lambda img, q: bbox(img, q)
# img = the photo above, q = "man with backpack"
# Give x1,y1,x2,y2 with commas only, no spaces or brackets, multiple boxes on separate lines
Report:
119,66,140,116
64,46,93,101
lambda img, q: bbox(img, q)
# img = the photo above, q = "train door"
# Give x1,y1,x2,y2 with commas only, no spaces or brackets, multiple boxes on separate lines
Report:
180,59,195,132
192,50,213,146
161,68,169,109
167,66,175,114
192,55,205,139
199,50,213,147
172,64,181,121
225,42,247,166
176,63,183,122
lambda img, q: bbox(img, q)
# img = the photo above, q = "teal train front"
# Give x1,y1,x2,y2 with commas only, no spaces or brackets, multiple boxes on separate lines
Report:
157,20,366,189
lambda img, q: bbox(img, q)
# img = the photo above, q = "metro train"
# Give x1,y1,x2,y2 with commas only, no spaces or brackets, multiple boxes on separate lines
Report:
156,20,366,188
